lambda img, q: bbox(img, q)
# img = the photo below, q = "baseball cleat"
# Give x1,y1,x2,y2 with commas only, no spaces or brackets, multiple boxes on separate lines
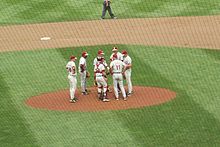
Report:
103,98,110,102
82,92,88,95
115,98,119,101
127,93,132,97
123,97,127,101
107,88,112,93
69,99,76,103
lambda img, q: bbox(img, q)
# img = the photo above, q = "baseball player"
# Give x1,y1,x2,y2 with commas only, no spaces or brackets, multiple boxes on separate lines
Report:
93,50,112,92
79,51,89,95
110,54,127,100
93,50,109,71
110,47,123,61
94,57,110,102
110,47,124,93
66,56,78,103
122,50,133,96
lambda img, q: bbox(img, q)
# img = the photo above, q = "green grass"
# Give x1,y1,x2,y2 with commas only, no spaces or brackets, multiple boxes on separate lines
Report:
0,0,220,25
1,45,220,146
0,73,38,146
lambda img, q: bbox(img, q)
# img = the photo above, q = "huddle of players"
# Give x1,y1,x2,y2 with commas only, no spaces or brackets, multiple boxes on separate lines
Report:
66,47,132,103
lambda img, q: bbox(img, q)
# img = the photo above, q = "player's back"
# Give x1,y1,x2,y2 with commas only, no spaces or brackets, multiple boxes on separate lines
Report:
66,61,77,76
110,60,125,73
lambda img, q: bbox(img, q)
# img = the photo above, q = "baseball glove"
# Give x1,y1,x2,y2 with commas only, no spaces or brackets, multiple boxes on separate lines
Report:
86,71,90,78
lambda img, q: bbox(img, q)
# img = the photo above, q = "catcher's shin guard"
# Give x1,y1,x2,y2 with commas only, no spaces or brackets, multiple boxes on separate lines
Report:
98,92,103,100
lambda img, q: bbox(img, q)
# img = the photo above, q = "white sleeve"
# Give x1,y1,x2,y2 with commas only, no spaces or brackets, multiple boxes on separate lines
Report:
122,62,126,67
79,58,85,65
110,62,113,68
93,58,97,66
118,52,123,61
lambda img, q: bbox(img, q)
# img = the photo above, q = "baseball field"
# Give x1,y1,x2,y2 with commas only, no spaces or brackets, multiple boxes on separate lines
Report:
1,0,220,146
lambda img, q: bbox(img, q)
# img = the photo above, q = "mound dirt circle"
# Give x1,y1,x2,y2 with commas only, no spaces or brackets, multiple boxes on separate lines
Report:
25,86,176,112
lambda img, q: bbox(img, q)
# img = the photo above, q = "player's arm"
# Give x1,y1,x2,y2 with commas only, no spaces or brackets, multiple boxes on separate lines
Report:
109,62,113,75
122,62,127,74
126,63,132,69
72,66,76,74
80,64,85,72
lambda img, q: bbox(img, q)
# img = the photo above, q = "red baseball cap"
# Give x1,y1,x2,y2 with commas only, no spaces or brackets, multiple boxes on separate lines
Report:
70,55,77,60
98,50,104,55
121,50,128,55
112,47,118,52
82,51,88,57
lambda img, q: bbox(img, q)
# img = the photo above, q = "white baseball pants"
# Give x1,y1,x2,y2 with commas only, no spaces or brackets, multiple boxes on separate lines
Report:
80,71,87,93
113,73,126,99
125,70,132,93
68,75,77,99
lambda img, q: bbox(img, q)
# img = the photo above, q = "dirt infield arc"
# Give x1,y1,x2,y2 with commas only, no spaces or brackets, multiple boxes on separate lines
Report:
1,15,220,52
25,86,176,112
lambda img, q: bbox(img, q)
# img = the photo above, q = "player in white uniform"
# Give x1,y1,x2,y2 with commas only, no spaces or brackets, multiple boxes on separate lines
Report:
110,47,124,93
66,56,78,103
122,50,133,96
110,54,127,100
93,50,112,92
79,51,89,95
94,57,109,102
110,47,123,61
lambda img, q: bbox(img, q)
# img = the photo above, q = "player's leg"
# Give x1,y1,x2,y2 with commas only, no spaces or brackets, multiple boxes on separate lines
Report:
118,74,127,100
96,78,103,100
69,76,77,103
125,71,132,96
107,2,115,18
113,75,119,100
101,2,107,19
101,78,109,102
81,71,87,95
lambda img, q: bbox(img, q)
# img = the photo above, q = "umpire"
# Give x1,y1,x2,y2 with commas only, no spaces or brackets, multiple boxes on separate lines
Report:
101,0,117,19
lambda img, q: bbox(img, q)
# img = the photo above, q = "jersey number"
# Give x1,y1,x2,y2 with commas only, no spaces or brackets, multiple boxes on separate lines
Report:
116,64,120,70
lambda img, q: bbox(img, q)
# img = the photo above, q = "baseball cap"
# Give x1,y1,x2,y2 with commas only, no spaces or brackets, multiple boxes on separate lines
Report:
82,51,89,57
98,50,104,55
70,55,77,60
112,47,118,52
121,50,128,55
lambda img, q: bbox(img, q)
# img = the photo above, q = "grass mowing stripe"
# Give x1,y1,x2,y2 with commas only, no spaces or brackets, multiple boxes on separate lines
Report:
110,46,220,145
1,45,220,145
56,46,140,146
133,46,220,120
115,91,220,146
0,73,39,146
1,0,220,25
0,50,69,146
0,48,138,146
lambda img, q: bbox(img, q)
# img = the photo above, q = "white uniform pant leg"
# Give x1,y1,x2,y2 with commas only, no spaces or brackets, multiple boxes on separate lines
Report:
96,76,108,96
113,74,119,98
125,70,132,93
80,71,86,92
118,74,126,98
68,75,77,99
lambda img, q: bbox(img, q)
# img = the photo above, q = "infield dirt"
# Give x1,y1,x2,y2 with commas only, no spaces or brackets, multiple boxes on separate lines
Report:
0,15,220,52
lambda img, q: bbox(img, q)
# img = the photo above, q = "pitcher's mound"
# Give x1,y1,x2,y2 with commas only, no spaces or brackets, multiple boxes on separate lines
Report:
25,86,176,112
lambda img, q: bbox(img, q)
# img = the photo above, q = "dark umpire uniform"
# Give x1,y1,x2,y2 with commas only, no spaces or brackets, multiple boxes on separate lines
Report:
101,0,116,19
